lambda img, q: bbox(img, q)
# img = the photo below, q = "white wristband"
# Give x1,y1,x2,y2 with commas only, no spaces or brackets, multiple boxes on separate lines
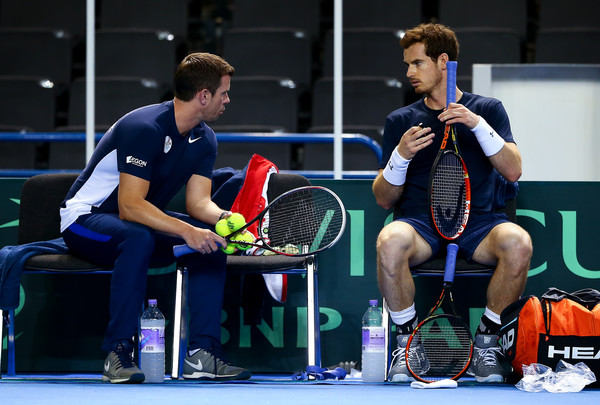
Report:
472,116,506,157
382,148,411,186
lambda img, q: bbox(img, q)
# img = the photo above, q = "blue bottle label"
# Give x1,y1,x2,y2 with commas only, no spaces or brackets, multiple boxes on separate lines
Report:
141,326,165,353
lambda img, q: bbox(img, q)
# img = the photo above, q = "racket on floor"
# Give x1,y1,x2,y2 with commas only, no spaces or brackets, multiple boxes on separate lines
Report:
405,243,474,382
428,60,471,240
173,186,346,257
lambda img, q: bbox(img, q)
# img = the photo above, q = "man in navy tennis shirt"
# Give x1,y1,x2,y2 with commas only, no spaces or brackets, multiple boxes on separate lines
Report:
60,53,251,383
372,24,533,383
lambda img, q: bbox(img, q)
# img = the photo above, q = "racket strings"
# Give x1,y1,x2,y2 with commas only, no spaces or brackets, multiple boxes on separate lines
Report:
431,153,467,238
409,316,472,380
264,188,344,253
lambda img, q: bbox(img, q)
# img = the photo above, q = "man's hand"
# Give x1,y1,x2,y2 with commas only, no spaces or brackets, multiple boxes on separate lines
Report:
397,124,435,159
438,102,480,129
183,227,226,254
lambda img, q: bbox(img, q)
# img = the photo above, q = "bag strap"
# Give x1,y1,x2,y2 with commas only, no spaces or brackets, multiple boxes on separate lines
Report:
540,287,600,336
540,299,552,336
541,287,600,310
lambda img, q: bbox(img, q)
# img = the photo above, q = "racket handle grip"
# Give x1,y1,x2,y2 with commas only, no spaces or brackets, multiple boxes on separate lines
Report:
446,61,457,106
173,244,195,257
444,243,459,283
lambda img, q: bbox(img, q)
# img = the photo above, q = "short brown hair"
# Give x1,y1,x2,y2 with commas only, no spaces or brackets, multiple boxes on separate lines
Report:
400,23,459,62
174,52,234,101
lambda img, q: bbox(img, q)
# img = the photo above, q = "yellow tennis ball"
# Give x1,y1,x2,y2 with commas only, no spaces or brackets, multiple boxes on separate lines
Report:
232,232,254,251
221,243,238,254
215,218,229,237
226,213,246,232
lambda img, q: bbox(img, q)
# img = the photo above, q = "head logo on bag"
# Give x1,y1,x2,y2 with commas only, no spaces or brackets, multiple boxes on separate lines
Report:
500,328,515,354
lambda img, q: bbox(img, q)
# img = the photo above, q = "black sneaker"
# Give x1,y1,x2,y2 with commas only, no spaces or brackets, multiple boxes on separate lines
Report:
469,334,511,383
182,348,251,381
102,342,145,384
388,334,430,382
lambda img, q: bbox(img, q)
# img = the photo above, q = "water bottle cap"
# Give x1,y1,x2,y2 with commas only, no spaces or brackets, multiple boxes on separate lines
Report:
369,299,378,306
148,299,157,306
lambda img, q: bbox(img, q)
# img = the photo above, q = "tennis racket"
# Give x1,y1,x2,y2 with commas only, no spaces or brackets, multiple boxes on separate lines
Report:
173,186,346,257
405,243,474,382
428,60,471,240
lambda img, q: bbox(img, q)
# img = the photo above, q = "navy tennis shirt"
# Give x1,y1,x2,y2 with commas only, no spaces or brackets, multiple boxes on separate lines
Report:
379,92,515,217
60,100,217,232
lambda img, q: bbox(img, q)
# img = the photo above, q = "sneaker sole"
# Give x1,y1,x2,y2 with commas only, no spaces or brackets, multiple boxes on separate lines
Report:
183,370,252,381
389,373,415,383
475,374,504,383
102,373,145,384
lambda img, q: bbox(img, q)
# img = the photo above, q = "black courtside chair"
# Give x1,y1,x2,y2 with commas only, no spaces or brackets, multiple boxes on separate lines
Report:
170,173,322,379
1,173,116,377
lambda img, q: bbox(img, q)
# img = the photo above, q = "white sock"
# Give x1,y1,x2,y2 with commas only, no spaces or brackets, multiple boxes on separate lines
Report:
389,303,416,327
484,307,501,325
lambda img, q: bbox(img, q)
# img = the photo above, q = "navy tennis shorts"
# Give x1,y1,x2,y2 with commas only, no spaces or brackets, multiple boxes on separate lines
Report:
397,212,509,261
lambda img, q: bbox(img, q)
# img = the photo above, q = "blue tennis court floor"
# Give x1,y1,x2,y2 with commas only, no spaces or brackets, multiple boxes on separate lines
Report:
1,373,598,405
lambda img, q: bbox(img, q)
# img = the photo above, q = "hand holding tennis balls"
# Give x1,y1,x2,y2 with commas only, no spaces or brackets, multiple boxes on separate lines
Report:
215,212,247,254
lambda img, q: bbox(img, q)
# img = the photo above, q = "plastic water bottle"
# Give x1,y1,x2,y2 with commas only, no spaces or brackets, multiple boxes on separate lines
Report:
361,299,386,382
140,299,165,383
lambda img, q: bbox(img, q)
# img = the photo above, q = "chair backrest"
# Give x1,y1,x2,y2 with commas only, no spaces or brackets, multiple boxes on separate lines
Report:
96,29,178,88
0,76,58,132
504,197,517,223
231,0,321,39
18,173,79,245
310,76,404,128
0,0,86,38
455,28,522,76
266,173,311,202
305,75,400,170
65,77,163,130
223,28,312,89
215,142,292,172
538,0,600,30
534,28,600,64
0,28,73,84
438,0,527,41
342,0,422,30
100,0,189,38
322,28,405,78
212,77,298,132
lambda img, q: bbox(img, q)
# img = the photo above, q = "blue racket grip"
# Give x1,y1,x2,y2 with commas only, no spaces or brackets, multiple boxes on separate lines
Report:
446,61,457,106
444,243,458,284
173,244,196,257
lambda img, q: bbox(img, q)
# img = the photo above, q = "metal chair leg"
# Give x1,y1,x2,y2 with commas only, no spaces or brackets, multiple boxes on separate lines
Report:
306,255,321,367
382,298,390,376
5,309,16,377
171,265,188,379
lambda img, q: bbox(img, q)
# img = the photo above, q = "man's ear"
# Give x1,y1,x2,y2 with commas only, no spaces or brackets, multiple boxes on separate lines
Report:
439,53,450,69
199,89,210,105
